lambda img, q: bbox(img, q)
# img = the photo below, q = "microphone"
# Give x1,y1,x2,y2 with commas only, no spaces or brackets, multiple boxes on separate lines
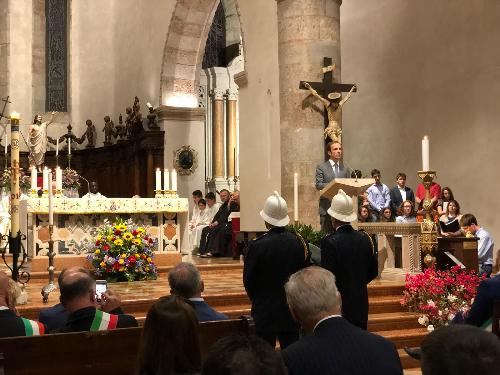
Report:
78,173,91,196
344,162,360,182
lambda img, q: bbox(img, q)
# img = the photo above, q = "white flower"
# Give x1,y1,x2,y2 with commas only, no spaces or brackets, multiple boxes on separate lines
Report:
418,315,429,326
448,313,455,321
427,300,436,308
438,310,443,316
427,325,435,332
447,294,457,302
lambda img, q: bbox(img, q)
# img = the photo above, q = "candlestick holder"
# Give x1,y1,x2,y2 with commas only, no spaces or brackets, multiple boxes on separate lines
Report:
30,189,38,198
55,189,62,197
41,224,56,302
55,154,59,168
154,190,162,198
163,190,178,198
0,231,30,285
417,170,438,268
67,153,72,169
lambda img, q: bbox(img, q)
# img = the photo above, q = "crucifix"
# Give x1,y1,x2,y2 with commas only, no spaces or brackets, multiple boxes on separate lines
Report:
0,96,11,121
299,57,357,145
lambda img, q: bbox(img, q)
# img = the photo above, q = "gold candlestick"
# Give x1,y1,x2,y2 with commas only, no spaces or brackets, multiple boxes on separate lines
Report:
417,170,438,267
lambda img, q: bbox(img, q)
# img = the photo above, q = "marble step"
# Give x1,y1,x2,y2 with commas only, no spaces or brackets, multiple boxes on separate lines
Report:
374,328,427,349
398,348,421,370
368,312,421,331
368,295,406,314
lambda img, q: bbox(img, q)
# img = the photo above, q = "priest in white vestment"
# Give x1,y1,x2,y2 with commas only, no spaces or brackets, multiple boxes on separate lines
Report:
82,182,106,199
189,199,211,252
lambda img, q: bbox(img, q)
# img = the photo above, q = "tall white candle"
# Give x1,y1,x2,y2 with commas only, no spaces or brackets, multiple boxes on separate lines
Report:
56,138,59,156
422,135,430,171
68,138,71,155
48,172,54,225
163,169,170,191
43,167,49,191
172,169,177,191
56,166,62,191
293,173,299,222
31,167,37,191
4,132,7,155
155,168,161,191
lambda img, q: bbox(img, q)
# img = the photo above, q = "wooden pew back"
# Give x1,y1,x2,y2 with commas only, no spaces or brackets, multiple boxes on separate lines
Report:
0,316,254,375
492,299,500,338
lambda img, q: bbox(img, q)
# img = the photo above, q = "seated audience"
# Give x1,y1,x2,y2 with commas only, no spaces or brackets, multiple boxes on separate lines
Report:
187,190,203,253
460,214,494,276
389,172,415,216
439,199,462,237
437,186,454,217
189,198,211,253
452,270,500,328
396,200,417,223
366,169,391,221
202,335,286,375
281,267,403,375
58,270,137,332
421,325,500,375
168,262,227,322
358,205,372,222
0,271,46,337
415,180,441,214
205,192,221,219
137,295,201,375
380,206,394,222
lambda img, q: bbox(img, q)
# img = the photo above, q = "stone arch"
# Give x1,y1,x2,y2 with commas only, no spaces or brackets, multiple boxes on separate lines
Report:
160,0,244,107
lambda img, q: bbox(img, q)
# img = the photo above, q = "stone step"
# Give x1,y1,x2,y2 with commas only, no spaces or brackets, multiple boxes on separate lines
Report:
398,348,421,370
368,283,405,297
368,312,421,331
375,328,427,349
368,295,405,314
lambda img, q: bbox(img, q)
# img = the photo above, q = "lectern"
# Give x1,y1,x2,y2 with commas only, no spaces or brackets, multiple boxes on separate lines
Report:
320,178,374,225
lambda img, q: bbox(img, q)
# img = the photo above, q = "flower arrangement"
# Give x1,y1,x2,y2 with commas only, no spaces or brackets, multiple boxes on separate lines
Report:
88,218,157,282
0,170,31,191
62,168,81,190
20,174,31,191
401,265,485,330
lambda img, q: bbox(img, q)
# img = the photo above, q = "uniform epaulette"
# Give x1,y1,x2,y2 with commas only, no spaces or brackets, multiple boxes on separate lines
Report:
253,232,269,241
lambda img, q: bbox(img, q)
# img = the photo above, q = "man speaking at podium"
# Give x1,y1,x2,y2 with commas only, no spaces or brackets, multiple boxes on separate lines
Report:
315,141,349,234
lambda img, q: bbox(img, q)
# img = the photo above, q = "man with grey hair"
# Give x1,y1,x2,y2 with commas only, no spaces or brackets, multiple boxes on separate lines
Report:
281,267,402,375
168,262,227,322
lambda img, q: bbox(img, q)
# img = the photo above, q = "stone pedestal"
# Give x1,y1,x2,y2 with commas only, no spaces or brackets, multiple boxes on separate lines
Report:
277,0,342,227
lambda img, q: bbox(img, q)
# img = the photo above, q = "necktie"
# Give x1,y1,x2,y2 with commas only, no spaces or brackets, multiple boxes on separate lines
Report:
334,163,339,176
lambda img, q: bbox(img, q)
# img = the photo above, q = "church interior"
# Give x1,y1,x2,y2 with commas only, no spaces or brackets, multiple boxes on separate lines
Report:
0,0,499,374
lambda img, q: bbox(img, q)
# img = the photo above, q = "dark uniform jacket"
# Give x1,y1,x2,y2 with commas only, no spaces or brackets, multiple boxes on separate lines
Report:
321,225,378,328
243,227,308,333
281,317,403,375
0,308,46,338
59,306,138,333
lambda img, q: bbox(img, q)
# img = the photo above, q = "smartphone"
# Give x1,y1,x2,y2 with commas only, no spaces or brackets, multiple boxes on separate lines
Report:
95,280,107,302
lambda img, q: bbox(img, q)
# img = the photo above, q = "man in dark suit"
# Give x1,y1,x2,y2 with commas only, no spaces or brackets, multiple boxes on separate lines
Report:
321,189,378,329
389,172,415,216
315,141,350,234
0,271,46,337
281,267,402,375
168,262,227,322
243,191,308,348
58,271,137,332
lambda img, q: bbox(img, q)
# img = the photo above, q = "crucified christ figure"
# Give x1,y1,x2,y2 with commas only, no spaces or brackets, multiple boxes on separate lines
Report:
303,82,356,143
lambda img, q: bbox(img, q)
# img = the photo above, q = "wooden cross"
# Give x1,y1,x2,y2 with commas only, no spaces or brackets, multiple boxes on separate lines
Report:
0,96,11,121
299,57,356,99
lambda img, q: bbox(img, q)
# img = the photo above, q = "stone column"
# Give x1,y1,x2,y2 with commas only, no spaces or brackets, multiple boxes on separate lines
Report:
212,88,225,180
277,0,342,227
226,89,238,179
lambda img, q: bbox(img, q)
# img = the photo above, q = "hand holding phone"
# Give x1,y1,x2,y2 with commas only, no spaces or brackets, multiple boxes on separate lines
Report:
95,280,107,302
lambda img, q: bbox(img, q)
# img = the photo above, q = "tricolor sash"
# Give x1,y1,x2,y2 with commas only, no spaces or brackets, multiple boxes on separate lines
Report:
90,309,118,331
21,318,45,336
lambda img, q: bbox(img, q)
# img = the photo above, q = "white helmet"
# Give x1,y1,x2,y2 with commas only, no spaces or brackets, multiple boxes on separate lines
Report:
260,191,290,227
327,189,357,223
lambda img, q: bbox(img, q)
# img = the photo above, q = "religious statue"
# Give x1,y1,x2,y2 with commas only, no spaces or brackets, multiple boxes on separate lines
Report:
145,102,159,130
103,115,115,146
28,111,57,170
77,119,97,148
115,113,126,142
303,82,357,143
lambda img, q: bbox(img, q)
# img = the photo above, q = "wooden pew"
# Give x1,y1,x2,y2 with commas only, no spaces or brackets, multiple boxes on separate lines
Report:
493,300,500,339
0,316,254,375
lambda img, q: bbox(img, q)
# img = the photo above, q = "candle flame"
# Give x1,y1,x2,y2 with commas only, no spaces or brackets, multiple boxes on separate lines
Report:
10,112,20,120
423,135,429,140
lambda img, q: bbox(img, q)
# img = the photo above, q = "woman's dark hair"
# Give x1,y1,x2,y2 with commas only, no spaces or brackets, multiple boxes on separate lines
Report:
440,187,454,201
397,200,415,217
137,295,201,375
445,199,460,216
379,207,394,222
358,205,371,222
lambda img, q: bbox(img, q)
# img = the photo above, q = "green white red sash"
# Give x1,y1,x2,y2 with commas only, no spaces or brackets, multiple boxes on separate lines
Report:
21,318,45,336
90,309,118,331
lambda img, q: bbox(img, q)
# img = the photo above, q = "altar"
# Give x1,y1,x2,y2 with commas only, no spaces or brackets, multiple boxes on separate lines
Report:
26,197,189,271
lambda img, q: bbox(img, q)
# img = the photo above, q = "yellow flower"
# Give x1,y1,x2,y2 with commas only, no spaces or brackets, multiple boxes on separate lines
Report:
133,239,142,246
146,257,152,263
134,253,140,259
119,267,125,272
114,239,123,246
119,258,124,265
107,235,113,241
123,232,133,240
99,261,106,267
120,253,127,258
97,235,102,241
95,249,101,254
145,267,150,272
137,227,145,234
117,224,127,231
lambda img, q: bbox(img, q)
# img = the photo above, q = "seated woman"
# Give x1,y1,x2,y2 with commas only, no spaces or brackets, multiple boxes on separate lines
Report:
396,200,417,223
358,205,372,222
379,207,394,222
437,186,454,217
439,199,462,237
136,295,201,375
189,199,211,253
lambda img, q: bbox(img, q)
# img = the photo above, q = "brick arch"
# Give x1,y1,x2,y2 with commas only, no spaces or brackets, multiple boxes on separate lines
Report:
160,0,244,107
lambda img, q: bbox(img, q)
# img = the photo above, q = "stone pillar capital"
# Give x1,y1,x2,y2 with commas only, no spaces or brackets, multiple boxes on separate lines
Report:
212,88,225,100
226,88,238,101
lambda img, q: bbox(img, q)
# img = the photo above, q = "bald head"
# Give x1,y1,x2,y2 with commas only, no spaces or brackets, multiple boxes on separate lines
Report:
59,271,95,311
58,266,89,287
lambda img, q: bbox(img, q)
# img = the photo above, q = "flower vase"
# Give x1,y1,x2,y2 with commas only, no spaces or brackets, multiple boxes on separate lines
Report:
63,188,79,198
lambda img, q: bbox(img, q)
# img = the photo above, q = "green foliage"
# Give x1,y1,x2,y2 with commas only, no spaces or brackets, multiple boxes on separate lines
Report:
286,222,325,247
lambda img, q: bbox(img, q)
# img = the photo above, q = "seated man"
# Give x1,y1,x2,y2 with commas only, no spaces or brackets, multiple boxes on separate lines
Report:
460,213,494,276
0,272,46,337
168,262,227,322
281,267,402,375
82,181,106,199
421,325,500,375
58,270,137,332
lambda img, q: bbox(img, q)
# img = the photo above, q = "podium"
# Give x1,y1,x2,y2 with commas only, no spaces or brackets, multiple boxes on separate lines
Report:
320,178,374,224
